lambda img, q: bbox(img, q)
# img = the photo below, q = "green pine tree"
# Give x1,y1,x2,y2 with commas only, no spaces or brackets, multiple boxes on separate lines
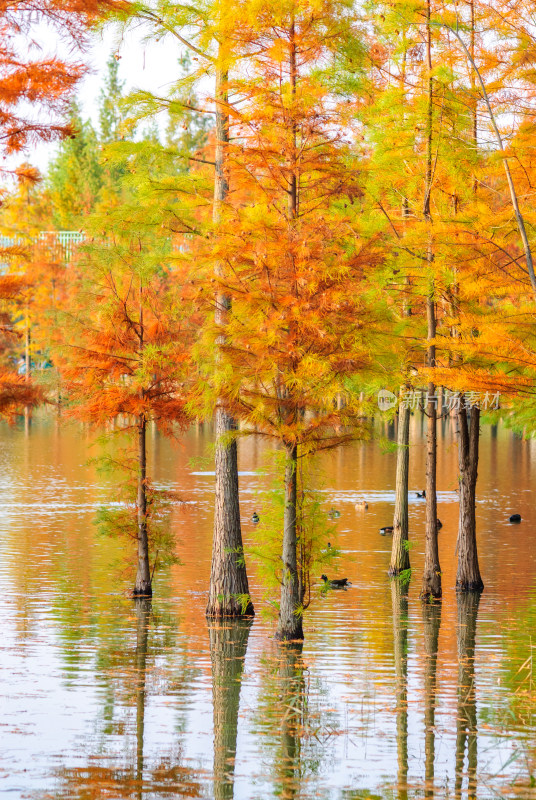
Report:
46,103,103,229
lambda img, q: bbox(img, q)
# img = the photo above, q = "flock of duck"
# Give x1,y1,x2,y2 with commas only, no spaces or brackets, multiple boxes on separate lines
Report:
249,492,522,589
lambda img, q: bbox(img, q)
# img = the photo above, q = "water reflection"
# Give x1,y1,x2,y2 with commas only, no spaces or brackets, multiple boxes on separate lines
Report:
209,619,252,800
50,600,203,799
423,602,442,799
135,598,151,800
455,593,479,800
391,579,409,800
274,643,306,800
1,418,536,799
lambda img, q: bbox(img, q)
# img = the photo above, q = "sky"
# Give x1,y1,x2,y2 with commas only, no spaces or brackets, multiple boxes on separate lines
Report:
31,21,186,173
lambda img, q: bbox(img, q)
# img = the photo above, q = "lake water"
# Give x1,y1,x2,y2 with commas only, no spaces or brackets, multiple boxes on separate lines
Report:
0,415,535,799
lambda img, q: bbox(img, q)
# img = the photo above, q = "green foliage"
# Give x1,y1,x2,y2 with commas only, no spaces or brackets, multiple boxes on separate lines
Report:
99,56,125,143
232,593,254,615
92,436,182,578
247,452,339,616
46,103,103,228
397,568,412,587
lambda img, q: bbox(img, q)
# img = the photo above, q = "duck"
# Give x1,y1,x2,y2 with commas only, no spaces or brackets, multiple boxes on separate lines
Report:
252,511,260,524
328,508,341,519
356,501,369,510
509,513,522,523
416,490,426,498
379,525,394,535
321,574,351,589
437,518,443,529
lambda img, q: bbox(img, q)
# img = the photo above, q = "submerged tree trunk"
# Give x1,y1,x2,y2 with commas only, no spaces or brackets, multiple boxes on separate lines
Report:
134,415,152,597
455,591,479,800
456,403,484,592
391,580,409,800
423,602,441,799
275,444,304,642
207,56,253,618
390,397,410,576
209,618,252,800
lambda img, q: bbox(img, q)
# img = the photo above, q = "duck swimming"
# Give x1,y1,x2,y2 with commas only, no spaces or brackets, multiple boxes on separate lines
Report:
328,508,341,519
252,511,260,524
321,574,351,588
509,513,522,523
416,490,426,498
356,501,369,510
379,525,394,535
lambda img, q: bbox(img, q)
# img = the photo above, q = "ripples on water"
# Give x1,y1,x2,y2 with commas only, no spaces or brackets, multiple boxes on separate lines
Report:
0,417,535,799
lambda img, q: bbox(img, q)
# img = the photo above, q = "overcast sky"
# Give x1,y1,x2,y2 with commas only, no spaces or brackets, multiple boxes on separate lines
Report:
31,22,185,172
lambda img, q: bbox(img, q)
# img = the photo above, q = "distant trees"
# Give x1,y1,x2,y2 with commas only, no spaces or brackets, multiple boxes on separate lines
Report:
0,0,123,418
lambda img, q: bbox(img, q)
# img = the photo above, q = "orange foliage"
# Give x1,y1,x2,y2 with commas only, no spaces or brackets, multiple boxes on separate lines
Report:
0,0,126,178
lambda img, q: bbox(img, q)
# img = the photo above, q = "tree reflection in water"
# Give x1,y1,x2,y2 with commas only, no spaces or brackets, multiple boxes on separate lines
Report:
276,642,306,800
135,598,151,800
423,601,442,800
455,593,480,800
392,579,409,800
51,598,203,799
208,618,252,800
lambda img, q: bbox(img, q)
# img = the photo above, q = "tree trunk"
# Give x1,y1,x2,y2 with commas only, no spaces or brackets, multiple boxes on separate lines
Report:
24,317,31,431
275,444,304,641
209,618,252,800
391,580,409,800
207,54,253,618
420,303,441,600
423,602,441,799
134,415,152,596
456,403,484,592
390,396,410,576
455,591,479,800
25,320,31,381
420,0,441,602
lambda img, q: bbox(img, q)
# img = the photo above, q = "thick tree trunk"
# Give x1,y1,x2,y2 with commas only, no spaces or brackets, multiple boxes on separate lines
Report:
134,416,152,596
390,397,410,576
209,619,252,800
391,580,409,800
207,407,253,616
423,602,441,799
456,403,484,592
207,57,253,618
275,445,304,642
455,591,479,800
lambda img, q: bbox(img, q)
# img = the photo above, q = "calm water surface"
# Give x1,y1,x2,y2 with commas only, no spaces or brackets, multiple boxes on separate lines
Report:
0,416,535,799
